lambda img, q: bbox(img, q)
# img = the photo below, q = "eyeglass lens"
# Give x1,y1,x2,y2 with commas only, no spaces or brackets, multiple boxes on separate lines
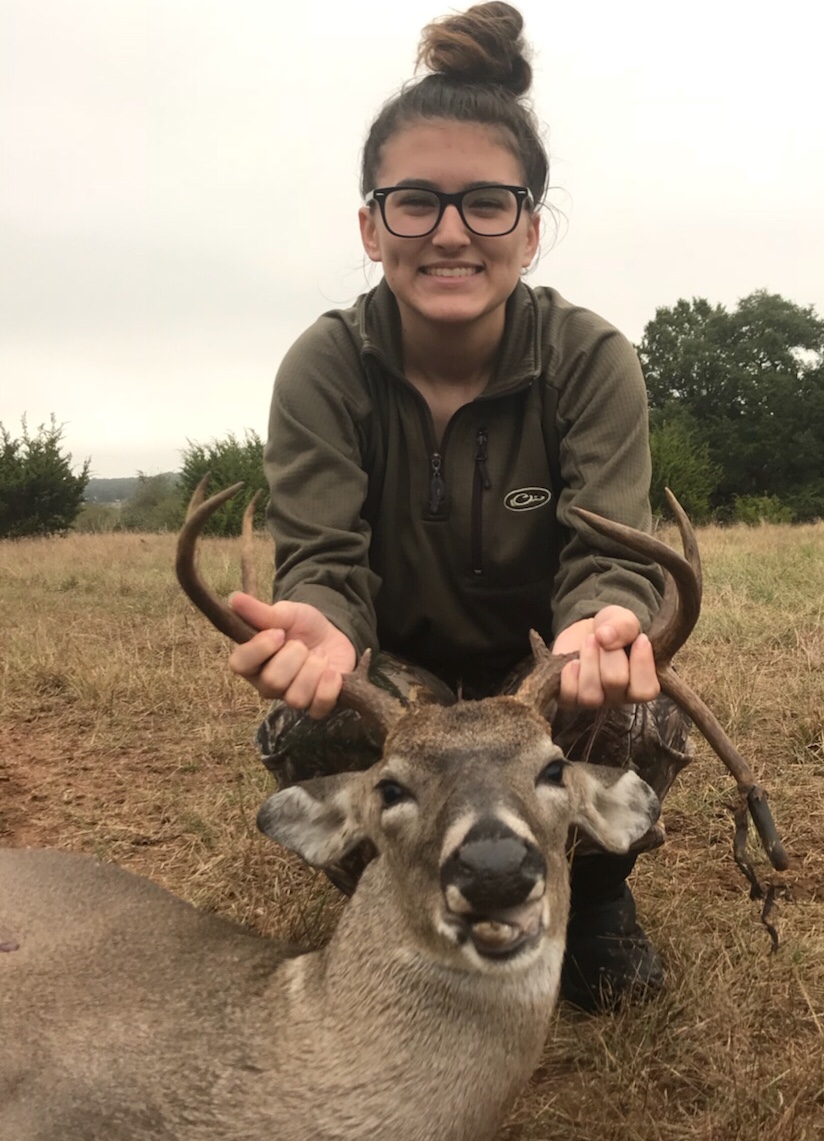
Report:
383,187,521,237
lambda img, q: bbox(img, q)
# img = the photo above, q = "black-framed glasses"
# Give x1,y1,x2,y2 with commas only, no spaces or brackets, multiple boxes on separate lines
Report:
365,184,534,238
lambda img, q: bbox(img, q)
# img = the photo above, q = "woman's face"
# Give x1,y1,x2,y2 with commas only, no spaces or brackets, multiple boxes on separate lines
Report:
359,120,540,336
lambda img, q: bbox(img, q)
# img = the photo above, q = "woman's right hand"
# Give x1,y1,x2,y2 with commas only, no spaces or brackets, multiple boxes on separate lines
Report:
226,593,357,720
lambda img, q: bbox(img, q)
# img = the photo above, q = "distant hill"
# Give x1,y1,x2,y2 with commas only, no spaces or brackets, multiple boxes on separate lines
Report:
85,473,179,504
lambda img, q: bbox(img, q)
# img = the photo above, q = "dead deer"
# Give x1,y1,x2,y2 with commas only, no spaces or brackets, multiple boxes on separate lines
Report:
0,486,785,1141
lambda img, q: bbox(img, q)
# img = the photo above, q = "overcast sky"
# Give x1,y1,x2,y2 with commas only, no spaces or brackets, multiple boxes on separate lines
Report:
2,0,822,478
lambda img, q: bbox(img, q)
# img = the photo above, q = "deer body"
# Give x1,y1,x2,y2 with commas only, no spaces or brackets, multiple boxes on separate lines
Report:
0,700,659,1141
0,854,554,1141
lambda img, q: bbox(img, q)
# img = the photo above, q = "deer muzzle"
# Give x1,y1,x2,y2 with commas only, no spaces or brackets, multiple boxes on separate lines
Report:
440,820,547,958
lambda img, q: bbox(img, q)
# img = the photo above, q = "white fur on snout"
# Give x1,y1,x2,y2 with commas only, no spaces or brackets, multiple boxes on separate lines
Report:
438,810,479,865
495,807,540,849
438,806,539,866
444,883,471,916
526,877,546,903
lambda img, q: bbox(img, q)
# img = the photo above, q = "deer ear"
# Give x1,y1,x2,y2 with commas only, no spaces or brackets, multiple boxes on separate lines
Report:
256,775,367,867
565,765,660,853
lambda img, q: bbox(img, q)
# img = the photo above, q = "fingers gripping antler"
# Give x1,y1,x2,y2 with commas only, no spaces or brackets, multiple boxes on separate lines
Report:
514,489,700,713
175,476,406,740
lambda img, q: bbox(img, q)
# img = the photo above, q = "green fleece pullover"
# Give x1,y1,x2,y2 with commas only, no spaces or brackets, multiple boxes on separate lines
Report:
265,279,663,695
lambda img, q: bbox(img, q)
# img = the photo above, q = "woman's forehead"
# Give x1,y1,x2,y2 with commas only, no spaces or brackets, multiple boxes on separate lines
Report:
376,119,524,185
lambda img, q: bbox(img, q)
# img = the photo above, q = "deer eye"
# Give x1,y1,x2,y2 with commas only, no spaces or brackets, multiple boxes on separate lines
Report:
375,778,413,809
538,759,566,786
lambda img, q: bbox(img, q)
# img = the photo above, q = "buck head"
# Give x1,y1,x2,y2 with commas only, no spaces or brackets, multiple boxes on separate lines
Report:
257,694,659,969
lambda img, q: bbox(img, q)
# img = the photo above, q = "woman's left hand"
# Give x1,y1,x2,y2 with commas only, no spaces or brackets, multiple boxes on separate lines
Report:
552,605,660,708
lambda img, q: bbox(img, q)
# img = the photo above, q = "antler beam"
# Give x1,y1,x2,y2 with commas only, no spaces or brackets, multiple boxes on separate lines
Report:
176,476,406,740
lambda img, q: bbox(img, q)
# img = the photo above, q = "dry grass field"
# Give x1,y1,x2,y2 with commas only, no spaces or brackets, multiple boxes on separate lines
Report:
1,522,823,1139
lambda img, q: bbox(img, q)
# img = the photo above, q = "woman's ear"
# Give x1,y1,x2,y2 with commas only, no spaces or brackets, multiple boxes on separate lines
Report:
522,210,540,268
359,206,383,263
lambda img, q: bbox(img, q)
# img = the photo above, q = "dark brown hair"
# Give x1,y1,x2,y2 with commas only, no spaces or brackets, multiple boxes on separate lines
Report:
360,3,548,202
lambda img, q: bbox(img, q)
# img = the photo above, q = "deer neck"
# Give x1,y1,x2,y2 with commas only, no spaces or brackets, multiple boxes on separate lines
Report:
245,860,564,1141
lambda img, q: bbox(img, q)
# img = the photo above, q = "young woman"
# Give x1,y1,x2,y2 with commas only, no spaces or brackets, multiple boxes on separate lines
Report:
228,1,691,1012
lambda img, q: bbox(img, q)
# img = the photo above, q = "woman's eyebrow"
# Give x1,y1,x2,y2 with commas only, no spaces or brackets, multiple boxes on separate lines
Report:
392,179,508,190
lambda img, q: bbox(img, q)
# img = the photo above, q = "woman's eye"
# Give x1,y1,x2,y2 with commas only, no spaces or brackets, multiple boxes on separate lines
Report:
468,197,504,213
375,778,412,808
395,193,437,213
538,759,566,786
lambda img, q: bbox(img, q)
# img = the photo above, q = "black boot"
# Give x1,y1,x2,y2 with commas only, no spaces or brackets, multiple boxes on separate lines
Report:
561,854,664,1013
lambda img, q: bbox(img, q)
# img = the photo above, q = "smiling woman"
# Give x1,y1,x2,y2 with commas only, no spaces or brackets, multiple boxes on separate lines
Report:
226,1,693,1013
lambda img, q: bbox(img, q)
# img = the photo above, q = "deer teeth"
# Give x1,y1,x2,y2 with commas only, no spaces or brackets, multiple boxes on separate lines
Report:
469,919,518,948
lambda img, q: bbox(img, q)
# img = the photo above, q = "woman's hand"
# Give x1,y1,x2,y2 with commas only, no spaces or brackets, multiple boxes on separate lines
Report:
552,604,659,708
226,594,357,720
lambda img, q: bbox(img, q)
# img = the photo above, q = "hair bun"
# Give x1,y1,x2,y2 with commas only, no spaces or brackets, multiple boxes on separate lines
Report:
417,2,532,96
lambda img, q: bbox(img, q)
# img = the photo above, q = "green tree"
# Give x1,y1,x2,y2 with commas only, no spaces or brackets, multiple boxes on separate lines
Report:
179,430,268,536
120,472,183,532
638,291,824,519
0,417,90,538
648,412,720,523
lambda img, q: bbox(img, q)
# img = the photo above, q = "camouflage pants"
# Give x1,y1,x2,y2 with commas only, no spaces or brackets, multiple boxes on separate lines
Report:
256,651,693,863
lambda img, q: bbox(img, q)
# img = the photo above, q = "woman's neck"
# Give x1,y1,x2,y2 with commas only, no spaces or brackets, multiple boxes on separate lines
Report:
400,306,505,392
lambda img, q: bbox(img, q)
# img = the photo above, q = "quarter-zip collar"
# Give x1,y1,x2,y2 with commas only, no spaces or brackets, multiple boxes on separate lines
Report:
357,278,543,396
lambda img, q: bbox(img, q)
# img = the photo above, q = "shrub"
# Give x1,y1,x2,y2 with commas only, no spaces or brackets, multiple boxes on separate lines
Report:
179,431,268,536
648,415,720,523
731,494,795,525
0,417,90,538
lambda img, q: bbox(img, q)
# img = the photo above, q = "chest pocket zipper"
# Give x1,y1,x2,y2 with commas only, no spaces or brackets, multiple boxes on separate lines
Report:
427,452,446,517
472,427,491,575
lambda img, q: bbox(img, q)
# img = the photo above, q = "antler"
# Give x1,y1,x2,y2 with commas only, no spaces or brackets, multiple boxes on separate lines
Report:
513,492,701,715
516,488,787,872
176,476,406,740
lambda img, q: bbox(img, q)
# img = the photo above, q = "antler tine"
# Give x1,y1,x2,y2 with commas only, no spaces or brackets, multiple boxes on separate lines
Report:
241,489,264,599
176,478,258,643
338,650,407,738
645,489,703,656
514,631,578,713
572,489,701,663
186,472,212,517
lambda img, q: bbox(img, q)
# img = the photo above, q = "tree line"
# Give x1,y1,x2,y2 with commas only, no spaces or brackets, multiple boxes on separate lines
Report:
2,289,823,539
0,426,268,539
640,289,824,522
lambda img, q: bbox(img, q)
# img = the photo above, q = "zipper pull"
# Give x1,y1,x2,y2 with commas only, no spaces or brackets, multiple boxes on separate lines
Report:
428,452,446,516
474,428,491,489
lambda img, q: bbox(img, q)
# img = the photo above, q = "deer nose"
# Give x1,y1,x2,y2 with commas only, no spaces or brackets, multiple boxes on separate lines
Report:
441,819,547,913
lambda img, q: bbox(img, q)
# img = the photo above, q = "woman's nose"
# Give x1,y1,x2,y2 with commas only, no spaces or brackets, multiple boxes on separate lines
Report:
431,204,471,245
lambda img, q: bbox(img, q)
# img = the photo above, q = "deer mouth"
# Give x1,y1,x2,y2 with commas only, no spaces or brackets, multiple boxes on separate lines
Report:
444,898,546,960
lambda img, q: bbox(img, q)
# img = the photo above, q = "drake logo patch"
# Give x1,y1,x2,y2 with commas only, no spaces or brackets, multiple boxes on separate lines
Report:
504,487,552,512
